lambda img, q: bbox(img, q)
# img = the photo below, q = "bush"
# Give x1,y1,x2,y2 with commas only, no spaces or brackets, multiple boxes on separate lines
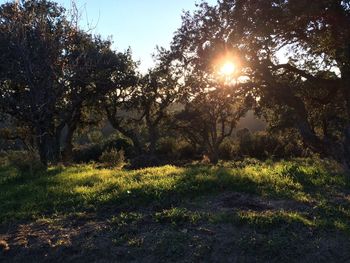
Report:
235,129,307,159
99,148,125,168
156,137,177,157
219,139,235,160
73,144,103,163
176,142,197,160
6,151,45,175
103,137,134,158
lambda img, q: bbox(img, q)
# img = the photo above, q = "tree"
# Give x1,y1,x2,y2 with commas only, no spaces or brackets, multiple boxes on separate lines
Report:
175,88,246,164
105,49,180,155
139,60,181,154
0,0,73,166
60,33,135,162
103,50,142,154
172,62,247,163
0,0,138,166
171,0,350,167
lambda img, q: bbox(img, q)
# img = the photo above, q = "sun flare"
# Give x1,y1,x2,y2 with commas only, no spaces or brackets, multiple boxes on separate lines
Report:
219,61,235,76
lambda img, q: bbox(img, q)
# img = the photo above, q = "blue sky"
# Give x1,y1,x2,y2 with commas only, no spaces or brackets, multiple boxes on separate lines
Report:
46,0,217,72
0,0,217,71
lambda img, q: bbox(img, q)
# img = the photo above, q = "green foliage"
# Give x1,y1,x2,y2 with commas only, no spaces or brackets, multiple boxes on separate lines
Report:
170,0,350,166
0,0,138,165
156,138,198,161
72,136,134,164
218,139,235,160
5,151,45,175
237,210,314,229
103,136,134,157
156,137,177,157
99,148,125,168
175,88,246,164
235,130,306,159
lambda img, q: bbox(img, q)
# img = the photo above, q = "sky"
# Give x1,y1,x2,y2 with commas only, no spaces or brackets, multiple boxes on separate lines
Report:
0,0,293,72
45,0,217,72
0,0,217,71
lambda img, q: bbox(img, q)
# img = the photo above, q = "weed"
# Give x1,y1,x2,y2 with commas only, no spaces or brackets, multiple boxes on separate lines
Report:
154,207,203,226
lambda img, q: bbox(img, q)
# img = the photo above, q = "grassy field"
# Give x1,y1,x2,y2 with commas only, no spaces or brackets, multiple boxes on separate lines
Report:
0,158,350,262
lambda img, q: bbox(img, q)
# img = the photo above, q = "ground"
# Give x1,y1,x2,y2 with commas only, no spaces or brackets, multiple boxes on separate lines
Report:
0,158,350,262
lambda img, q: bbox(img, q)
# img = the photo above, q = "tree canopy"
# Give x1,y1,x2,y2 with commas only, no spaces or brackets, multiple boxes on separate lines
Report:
170,0,350,166
1,0,350,167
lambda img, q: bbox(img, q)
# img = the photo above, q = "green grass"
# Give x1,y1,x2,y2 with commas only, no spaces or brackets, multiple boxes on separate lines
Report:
0,158,348,224
1,158,350,262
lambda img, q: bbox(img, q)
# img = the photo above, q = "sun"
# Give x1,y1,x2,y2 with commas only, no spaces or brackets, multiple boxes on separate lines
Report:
219,61,235,76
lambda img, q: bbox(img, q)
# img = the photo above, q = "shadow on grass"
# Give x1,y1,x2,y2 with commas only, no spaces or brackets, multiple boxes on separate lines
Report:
0,160,349,232
1,160,350,263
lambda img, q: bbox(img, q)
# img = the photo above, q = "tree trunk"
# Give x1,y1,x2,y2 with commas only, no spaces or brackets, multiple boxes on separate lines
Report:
36,130,58,167
37,136,48,167
148,125,158,155
208,143,219,164
342,70,350,168
294,107,350,169
62,123,77,163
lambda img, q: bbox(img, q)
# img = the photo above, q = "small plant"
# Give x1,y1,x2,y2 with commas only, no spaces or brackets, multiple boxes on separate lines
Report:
99,148,125,168
110,212,143,227
155,207,202,226
201,155,211,164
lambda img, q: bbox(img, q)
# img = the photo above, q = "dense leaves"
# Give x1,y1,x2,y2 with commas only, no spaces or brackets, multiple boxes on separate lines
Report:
0,0,137,165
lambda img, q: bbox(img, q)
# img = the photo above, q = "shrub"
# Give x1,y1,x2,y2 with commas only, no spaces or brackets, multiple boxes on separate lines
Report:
219,139,235,160
201,154,211,164
176,142,197,160
73,144,103,163
235,129,306,159
156,137,177,157
6,151,45,175
99,148,125,168
103,136,134,158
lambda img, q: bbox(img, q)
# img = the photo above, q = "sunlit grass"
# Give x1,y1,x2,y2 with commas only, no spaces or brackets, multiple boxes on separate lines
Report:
1,158,350,262
0,158,349,227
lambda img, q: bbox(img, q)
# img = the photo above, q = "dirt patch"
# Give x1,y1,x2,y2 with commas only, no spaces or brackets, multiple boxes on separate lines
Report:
0,192,348,263
220,192,272,211
202,192,312,213
0,216,109,262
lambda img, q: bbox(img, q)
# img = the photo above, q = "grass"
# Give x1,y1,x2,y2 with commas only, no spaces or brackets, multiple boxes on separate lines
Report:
1,158,350,262
0,158,348,223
